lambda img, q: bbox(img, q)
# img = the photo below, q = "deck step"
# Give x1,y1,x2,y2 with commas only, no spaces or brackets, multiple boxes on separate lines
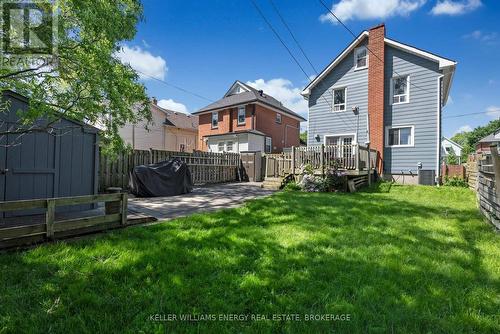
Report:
262,177,285,190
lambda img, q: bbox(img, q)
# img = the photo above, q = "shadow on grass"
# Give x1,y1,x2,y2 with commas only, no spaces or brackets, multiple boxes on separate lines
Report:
0,186,498,334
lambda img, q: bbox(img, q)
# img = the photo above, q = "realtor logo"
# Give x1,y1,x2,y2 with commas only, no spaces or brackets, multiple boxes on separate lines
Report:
1,0,57,68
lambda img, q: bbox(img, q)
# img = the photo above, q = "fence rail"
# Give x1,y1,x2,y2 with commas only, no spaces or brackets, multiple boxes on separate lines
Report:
264,144,377,178
0,193,128,249
99,149,240,191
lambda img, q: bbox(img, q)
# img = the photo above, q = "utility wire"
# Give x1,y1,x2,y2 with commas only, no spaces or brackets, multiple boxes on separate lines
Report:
135,70,215,103
250,0,357,130
317,0,452,95
443,110,498,119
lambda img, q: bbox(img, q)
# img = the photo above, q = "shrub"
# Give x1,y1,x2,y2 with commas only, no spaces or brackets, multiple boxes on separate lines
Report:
298,174,326,192
443,176,468,188
283,181,301,192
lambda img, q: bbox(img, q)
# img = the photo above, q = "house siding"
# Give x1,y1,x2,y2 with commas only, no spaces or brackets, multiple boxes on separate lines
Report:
383,45,441,174
308,39,369,146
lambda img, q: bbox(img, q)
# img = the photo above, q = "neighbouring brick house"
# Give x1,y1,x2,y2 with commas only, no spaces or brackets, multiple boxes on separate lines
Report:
476,129,500,153
193,81,306,153
302,24,456,185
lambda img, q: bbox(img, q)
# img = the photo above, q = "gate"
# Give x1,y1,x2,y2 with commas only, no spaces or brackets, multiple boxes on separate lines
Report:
240,152,262,182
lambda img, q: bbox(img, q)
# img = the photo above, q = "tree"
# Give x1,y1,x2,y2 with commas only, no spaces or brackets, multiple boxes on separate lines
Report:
446,149,459,165
0,0,151,154
299,131,307,144
451,119,500,162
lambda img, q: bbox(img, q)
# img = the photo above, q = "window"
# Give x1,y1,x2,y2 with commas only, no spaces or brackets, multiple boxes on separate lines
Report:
386,126,413,147
237,106,246,125
354,47,368,69
179,144,186,152
218,141,225,152
226,141,234,152
392,76,409,104
333,88,346,112
265,137,272,153
211,112,218,128
276,113,282,124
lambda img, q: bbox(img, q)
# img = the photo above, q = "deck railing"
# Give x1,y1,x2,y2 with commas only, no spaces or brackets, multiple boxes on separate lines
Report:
264,144,378,178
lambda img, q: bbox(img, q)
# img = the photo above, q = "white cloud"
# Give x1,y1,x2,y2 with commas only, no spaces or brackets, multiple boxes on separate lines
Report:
246,78,308,120
115,45,167,80
431,0,482,16
319,0,426,23
157,99,189,114
463,30,497,44
486,106,500,118
454,125,472,134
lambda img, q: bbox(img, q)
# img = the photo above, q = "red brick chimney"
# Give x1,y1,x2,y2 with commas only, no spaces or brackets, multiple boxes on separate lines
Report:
368,23,385,174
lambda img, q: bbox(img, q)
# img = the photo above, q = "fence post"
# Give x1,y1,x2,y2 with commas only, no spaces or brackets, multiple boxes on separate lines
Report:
367,143,371,186
490,144,500,199
320,144,325,177
291,146,296,176
46,199,55,239
121,192,128,225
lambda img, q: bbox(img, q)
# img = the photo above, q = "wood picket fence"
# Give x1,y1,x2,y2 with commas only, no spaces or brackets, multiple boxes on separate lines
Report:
99,149,241,191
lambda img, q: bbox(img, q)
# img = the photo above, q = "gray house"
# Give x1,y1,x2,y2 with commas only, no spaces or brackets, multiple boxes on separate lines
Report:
301,24,456,184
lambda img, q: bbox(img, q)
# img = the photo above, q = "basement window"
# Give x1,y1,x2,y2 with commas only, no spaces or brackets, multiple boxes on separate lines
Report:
391,75,410,105
354,46,368,70
332,87,346,112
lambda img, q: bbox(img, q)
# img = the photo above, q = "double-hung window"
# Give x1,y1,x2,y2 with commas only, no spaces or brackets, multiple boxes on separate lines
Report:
333,87,346,112
386,126,413,147
226,141,233,152
211,112,219,128
237,106,245,125
392,76,410,104
354,46,368,69
265,137,272,153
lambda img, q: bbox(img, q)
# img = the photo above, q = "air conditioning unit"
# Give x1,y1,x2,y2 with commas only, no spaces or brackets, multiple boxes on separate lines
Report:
418,170,435,185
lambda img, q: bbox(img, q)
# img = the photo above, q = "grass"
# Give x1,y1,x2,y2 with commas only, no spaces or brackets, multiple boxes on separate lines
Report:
0,184,498,333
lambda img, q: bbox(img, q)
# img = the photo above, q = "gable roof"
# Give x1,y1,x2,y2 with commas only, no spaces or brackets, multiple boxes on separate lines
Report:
479,128,500,143
301,31,457,106
152,103,198,131
442,136,463,149
193,80,306,122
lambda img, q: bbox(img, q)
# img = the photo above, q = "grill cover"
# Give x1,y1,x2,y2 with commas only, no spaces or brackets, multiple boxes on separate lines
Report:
129,158,193,197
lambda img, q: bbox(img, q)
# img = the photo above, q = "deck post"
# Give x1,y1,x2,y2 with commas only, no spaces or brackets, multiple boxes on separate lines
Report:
120,192,128,225
367,143,371,187
320,144,325,177
46,199,55,239
291,146,296,176
265,154,269,180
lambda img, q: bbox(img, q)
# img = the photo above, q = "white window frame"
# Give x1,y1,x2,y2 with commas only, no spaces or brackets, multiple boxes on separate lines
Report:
276,113,282,124
217,141,225,152
211,112,219,129
332,87,347,112
265,136,272,153
354,46,368,70
385,125,414,148
237,106,246,125
390,75,410,105
226,140,233,152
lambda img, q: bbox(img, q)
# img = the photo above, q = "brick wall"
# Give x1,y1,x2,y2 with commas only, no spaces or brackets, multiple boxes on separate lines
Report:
368,24,385,174
254,104,300,152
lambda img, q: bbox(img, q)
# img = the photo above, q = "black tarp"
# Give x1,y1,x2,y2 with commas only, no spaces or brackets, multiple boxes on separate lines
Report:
129,158,193,197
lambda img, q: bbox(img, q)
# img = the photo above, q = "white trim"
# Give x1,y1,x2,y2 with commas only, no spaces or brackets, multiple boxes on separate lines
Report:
324,132,358,145
237,106,246,125
276,112,282,124
436,75,443,185
217,141,225,152
390,75,410,105
384,38,456,70
385,125,415,148
302,31,369,96
332,86,348,112
265,136,272,153
354,46,368,71
224,81,251,97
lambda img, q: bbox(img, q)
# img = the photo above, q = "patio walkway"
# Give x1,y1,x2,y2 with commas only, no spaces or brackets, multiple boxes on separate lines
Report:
127,182,275,220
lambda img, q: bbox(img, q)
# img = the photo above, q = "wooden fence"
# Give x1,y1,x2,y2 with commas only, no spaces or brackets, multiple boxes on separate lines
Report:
264,144,377,178
99,149,241,191
0,193,128,249
466,154,478,190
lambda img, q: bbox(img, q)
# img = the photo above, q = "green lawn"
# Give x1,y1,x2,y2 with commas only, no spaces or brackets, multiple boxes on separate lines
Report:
0,184,499,333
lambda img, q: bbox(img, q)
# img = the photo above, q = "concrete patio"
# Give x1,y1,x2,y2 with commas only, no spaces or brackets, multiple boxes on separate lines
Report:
127,182,275,220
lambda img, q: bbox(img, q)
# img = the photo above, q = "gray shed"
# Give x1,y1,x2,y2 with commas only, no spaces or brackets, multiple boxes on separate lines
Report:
0,90,99,215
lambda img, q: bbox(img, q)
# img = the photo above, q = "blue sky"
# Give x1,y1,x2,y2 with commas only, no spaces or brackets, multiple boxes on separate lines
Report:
116,0,500,138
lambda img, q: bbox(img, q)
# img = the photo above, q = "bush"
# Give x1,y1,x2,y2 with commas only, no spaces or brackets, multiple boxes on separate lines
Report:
444,176,468,188
298,174,326,192
283,181,301,192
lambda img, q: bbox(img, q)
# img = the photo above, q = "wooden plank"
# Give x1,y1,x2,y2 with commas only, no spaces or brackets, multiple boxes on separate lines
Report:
46,200,55,239
53,193,122,206
54,220,123,239
53,213,121,232
0,199,47,211
0,234,46,250
121,193,128,225
0,223,46,240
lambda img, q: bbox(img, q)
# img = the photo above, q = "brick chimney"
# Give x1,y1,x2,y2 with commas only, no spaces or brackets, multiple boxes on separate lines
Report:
151,97,158,105
368,23,385,174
